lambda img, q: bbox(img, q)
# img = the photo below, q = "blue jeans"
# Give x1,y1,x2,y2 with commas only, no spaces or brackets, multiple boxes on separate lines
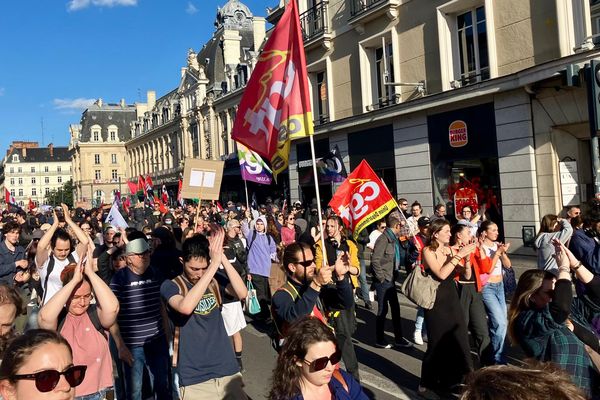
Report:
482,281,507,364
76,389,108,400
123,335,172,400
358,259,370,304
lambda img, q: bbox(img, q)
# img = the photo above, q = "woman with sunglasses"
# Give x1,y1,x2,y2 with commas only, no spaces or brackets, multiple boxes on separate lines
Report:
0,329,86,399
281,214,298,247
269,316,368,400
37,247,119,400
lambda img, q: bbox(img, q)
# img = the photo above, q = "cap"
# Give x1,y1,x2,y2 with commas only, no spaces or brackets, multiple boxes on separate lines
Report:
226,219,241,230
125,238,150,255
103,224,116,233
417,216,431,227
40,223,51,231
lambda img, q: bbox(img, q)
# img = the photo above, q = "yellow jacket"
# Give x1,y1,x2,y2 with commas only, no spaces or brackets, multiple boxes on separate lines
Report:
314,238,360,288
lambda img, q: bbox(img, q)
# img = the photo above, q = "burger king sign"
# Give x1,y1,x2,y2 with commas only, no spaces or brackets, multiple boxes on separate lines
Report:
449,120,468,148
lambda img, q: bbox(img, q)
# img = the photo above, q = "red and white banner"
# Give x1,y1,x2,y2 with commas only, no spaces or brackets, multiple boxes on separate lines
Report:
232,0,313,179
329,160,397,238
4,188,15,205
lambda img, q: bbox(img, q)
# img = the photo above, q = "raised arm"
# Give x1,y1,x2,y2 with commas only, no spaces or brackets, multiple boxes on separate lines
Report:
83,245,119,329
62,204,89,252
38,259,84,330
221,252,248,300
36,211,59,267
424,243,476,280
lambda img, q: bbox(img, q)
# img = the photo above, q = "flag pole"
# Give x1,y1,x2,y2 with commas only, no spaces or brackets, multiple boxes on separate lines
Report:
308,134,328,268
244,179,250,211
194,188,203,232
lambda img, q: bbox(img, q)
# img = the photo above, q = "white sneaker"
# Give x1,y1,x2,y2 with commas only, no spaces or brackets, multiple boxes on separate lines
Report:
414,330,424,345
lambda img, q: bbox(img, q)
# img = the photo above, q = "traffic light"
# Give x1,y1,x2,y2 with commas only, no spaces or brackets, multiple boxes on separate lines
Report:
587,60,600,133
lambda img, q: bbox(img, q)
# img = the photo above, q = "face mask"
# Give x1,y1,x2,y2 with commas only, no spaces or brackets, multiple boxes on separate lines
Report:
165,219,172,224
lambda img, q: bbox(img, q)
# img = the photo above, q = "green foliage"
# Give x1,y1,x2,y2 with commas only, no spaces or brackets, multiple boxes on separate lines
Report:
44,179,74,208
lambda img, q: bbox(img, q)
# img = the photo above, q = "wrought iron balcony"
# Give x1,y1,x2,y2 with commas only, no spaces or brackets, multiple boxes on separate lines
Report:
299,1,332,49
350,0,384,17
348,0,400,33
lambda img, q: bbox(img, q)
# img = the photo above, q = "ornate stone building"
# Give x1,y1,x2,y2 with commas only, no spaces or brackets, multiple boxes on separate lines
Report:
70,99,137,207
125,0,266,197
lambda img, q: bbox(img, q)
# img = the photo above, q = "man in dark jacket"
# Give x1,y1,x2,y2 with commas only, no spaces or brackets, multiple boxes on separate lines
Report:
371,215,412,349
0,221,27,286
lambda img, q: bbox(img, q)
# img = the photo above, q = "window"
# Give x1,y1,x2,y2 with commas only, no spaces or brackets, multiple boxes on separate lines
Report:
30,167,35,173
315,71,329,124
94,154,101,164
110,131,117,141
58,176,62,184
10,178,14,185
17,167,21,173
95,170,101,180
12,155,18,162
112,170,118,180
45,188,50,195
31,177,36,184
111,154,117,164
31,188,36,196
10,190,14,197
45,177,49,184
191,124,199,158
44,166,49,172
93,131,100,141
18,189,23,197
374,43,395,107
18,178,22,185
57,166,61,172
456,7,489,85
9,168,13,173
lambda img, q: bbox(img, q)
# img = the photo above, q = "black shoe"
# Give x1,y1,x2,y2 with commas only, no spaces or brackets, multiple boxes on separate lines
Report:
364,301,372,310
237,357,245,373
394,338,414,348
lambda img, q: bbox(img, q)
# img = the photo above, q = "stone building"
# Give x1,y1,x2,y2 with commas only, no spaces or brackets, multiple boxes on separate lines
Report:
125,0,266,198
2,142,71,207
260,0,600,254
70,98,137,207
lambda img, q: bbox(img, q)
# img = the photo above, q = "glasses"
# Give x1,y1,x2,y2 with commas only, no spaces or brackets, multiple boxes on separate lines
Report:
303,350,342,372
295,259,315,268
401,203,408,206
72,293,93,302
379,226,387,230
13,365,87,393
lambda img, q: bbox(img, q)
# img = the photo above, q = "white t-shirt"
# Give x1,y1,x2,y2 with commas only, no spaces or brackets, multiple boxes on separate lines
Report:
39,252,80,305
483,242,502,277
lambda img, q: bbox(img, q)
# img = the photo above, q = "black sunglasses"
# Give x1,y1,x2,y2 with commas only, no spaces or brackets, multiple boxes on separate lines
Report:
12,365,87,392
295,259,315,268
303,350,342,372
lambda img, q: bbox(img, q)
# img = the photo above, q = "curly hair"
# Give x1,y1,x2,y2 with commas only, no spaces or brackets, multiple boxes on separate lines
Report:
268,316,337,400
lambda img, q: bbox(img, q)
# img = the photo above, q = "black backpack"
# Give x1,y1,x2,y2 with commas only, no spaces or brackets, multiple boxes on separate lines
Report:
57,304,107,340
41,253,76,305
247,230,273,252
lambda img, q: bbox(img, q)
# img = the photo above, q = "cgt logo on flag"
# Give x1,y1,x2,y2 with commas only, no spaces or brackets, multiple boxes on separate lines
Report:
329,160,397,238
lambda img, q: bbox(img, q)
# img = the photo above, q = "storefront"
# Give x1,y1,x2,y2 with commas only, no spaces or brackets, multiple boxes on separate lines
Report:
427,103,504,238
296,137,332,205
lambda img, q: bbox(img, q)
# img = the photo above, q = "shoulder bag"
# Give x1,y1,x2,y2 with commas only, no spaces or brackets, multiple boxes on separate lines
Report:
401,265,440,310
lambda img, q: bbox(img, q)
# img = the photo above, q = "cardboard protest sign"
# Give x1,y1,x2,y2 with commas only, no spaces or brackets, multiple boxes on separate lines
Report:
180,158,225,201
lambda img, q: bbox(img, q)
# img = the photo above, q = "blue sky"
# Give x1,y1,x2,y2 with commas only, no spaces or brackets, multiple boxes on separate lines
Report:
0,0,271,152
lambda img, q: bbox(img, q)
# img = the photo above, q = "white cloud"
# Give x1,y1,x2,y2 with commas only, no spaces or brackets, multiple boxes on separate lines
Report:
67,0,137,12
185,2,198,15
53,98,96,110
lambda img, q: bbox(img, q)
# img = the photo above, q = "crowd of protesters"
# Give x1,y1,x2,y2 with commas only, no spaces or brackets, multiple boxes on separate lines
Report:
0,197,598,399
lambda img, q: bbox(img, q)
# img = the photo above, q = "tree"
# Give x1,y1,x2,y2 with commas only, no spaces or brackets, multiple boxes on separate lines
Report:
44,179,74,208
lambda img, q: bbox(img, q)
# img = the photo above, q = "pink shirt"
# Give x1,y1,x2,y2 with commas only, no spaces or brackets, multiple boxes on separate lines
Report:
60,311,113,396
281,226,296,246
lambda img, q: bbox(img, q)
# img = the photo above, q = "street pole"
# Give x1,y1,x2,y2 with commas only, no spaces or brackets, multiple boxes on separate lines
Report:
587,62,600,196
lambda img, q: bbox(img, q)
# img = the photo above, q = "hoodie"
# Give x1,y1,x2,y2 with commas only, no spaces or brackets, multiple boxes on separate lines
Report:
534,219,573,274
241,218,277,277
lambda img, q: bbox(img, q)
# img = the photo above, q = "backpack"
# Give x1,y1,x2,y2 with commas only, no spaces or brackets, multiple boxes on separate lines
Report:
170,275,222,368
41,253,76,305
57,304,107,340
246,229,273,253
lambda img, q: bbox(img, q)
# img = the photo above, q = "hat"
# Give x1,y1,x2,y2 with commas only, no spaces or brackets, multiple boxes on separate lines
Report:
226,219,241,230
40,223,51,231
103,224,116,233
32,229,44,240
125,238,150,255
417,216,431,227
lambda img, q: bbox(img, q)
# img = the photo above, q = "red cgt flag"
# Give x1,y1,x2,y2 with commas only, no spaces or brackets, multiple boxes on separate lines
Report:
127,180,138,195
232,0,313,179
329,160,397,238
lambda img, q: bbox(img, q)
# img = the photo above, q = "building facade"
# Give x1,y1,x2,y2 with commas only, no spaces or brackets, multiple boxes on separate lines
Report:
259,0,599,255
125,0,266,199
2,142,72,207
70,98,137,207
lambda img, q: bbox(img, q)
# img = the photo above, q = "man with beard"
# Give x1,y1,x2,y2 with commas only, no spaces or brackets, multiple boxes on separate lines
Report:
271,242,354,353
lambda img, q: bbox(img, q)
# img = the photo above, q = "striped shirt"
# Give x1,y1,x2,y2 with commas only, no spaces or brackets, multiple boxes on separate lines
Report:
110,265,164,347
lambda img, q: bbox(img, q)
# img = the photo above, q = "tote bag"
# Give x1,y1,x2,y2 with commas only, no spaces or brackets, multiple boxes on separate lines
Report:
245,280,261,315
401,266,440,310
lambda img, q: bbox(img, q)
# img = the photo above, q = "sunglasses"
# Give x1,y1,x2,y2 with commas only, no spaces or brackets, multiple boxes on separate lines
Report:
303,350,342,372
295,259,315,268
12,365,87,393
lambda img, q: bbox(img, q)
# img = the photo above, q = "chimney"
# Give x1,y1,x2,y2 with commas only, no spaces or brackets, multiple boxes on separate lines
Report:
21,147,26,158
97,98,103,107
120,98,126,108
147,91,156,109
253,17,266,52
48,143,54,158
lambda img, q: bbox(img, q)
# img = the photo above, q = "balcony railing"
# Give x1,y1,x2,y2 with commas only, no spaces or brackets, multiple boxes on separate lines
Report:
300,2,326,42
350,0,384,17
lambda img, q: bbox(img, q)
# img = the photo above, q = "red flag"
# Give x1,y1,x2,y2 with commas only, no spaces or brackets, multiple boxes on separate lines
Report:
137,175,145,194
123,196,131,215
232,0,313,178
28,198,35,211
4,188,15,205
161,184,169,204
156,196,167,214
127,180,137,195
328,160,397,238
145,175,154,191
177,179,183,207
